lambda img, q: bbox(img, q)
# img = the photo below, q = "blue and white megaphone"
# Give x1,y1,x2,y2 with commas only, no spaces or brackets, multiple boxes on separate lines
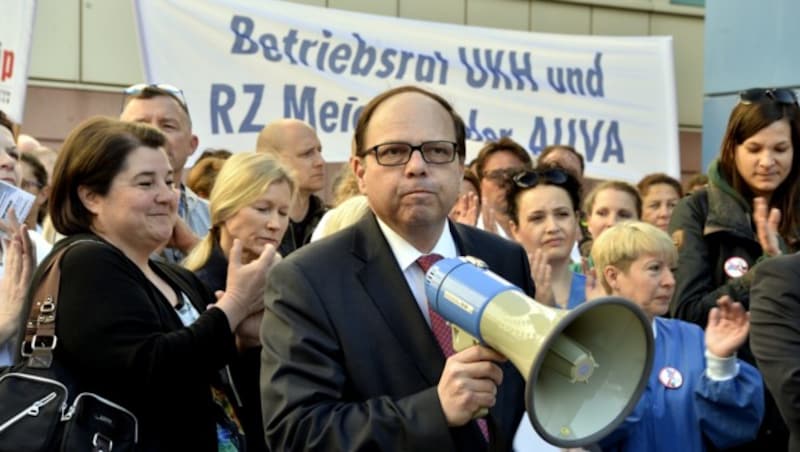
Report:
424,256,654,448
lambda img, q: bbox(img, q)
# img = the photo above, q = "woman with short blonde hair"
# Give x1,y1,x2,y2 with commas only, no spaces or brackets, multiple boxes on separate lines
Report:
592,221,764,452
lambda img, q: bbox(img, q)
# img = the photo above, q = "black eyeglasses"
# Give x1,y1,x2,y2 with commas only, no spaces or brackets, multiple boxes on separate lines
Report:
739,88,798,106
513,169,569,188
364,141,458,166
123,83,190,113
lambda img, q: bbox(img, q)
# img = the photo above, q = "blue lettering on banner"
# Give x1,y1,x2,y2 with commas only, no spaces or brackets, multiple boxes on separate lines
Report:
458,47,538,91
230,15,259,54
283,29,299,64
547,52,604,97
464,109,513,141
210,83,236,134
351,33,375,76
259,33,282,62
209,83,265,134
528,116,623,163
228,15,450,84
283,84,364,132
375,48,396,78
240,84,265,132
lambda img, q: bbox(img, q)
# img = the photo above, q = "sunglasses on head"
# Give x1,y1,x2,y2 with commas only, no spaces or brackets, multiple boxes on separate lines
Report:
483,167,524,182
123,83,190,112
513,168,569,188
739,88,798,106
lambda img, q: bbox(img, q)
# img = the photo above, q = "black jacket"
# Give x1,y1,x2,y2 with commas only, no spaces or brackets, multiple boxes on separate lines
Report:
195,243,267,452
45,234,237,452
278,194,327,257
750,253,800,452
668,159,793,334
261,213,534,452
668,160,790,450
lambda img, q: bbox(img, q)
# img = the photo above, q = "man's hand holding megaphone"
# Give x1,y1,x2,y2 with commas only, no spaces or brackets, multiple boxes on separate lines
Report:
424,256,654,448
437,345,506,426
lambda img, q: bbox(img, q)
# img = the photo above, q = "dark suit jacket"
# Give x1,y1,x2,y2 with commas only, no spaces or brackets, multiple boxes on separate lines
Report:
750,253,800,452
260,213,535,452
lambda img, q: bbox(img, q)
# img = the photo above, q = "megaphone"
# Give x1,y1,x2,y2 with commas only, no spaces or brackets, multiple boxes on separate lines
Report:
424,257,653,448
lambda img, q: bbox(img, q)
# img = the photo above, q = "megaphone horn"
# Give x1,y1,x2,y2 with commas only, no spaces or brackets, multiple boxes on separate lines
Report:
424,256,654,448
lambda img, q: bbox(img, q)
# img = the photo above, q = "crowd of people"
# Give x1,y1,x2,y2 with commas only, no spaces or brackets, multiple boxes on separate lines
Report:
0,82,799,452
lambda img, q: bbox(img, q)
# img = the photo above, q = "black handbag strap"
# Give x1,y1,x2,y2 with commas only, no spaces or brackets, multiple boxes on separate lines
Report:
20,239,98,369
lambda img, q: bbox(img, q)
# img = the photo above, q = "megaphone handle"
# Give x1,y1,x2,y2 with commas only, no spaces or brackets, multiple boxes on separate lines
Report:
451,325,489,419
451,324,480,352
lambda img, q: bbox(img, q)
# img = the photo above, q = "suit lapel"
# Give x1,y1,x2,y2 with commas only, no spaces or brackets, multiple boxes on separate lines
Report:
450,221,474,256
352,213,446,386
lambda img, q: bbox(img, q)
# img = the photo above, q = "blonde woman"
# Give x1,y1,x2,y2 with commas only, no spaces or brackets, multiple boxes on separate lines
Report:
584,180,641,242
592,221,763,452
184,151,294,452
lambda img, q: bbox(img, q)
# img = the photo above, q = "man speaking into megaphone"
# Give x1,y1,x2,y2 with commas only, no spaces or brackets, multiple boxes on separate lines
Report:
260,86,536,452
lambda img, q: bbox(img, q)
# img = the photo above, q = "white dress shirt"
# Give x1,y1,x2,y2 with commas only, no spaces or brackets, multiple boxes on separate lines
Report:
375,217,458,326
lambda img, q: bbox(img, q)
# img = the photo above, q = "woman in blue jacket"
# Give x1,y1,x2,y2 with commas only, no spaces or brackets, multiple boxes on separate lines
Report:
592,221,764,452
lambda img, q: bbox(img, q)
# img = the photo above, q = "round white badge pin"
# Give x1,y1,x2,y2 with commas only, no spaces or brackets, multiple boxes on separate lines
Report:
724,257,749,279
658,366,683,389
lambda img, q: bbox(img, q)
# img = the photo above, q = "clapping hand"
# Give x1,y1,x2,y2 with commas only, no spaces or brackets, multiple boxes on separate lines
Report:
705,295,749,358
582,257,607,301
217,240,280,330
754,197,782,257
0,211,36,345
449,192,479,226
0,206,22,239
481,205,498,234
528,249,554,306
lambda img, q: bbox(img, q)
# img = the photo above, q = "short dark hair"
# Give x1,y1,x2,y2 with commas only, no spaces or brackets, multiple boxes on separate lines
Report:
0,110,15,140
50,117,167,235
637,173,683,198
123,85,192,127
474,137,533,180
537,145,585,176
506,166,582,225
352,85,466,161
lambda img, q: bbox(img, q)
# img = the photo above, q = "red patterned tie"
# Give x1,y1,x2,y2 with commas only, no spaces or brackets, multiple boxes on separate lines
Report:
416,254,490,443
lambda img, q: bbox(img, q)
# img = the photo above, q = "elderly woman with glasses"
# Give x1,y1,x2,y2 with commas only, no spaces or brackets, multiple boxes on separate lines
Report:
669,87,800,449
506,165,587,309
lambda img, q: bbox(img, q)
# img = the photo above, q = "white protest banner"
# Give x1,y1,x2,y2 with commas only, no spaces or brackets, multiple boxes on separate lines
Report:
134,0,679,181
0,0,37,124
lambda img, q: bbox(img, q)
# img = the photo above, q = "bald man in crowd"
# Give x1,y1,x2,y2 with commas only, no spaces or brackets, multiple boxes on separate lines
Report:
256,119,327,256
